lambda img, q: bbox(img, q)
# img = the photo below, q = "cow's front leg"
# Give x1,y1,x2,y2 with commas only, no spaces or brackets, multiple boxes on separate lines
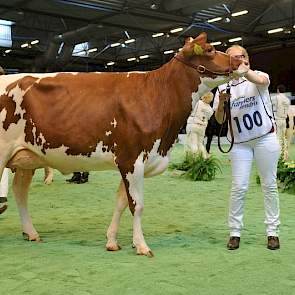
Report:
13,168,40,242
121,158,153,257
106,179,128,251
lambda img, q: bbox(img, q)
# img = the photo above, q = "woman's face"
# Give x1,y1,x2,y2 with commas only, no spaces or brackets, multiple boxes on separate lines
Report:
227,47,249,66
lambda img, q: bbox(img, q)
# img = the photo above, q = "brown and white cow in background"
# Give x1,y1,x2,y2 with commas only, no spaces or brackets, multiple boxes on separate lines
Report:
0,33,242,256
286,105,295,159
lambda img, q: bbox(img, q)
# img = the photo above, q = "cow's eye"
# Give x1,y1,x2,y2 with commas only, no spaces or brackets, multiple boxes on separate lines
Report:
207,47,215,55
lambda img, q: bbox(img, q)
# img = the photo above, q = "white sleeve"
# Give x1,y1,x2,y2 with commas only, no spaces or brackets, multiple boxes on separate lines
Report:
255,71,270,89
213,89,220,111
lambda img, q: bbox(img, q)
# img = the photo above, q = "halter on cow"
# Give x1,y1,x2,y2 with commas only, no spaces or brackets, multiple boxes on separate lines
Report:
0,32,241,256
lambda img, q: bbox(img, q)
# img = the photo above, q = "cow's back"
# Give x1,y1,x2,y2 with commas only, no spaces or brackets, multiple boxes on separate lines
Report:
0,72,175,173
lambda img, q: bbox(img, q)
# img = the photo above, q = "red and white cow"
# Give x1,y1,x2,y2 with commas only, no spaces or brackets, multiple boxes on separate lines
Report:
0,33,241,256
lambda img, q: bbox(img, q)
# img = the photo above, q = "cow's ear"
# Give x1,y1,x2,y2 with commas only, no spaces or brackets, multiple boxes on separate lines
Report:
193,32,207,45
182,33,208,56
185,37,194,44
191,32,207,55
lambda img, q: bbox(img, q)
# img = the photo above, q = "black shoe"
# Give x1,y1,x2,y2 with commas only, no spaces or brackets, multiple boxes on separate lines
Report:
227,236,240,250
79,172,89,184
0,197,7,215
66,172,82,183
267,236,280,250
0,203,7,215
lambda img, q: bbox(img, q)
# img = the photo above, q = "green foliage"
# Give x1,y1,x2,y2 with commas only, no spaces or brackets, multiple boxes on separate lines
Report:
170,152,222,181
277,158,295,194
256,158,295,194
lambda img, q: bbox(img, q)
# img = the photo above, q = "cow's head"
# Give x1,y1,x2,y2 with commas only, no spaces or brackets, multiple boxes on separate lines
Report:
177,32,242,81
176,32,242,107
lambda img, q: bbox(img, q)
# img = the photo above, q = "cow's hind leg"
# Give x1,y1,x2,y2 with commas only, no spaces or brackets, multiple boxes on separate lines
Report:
13,168,40,241
106,179,128,251
43,167,54,185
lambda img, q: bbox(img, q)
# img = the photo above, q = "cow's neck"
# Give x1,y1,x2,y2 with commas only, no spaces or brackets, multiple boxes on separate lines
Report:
152,57,202,156
161,56,200,94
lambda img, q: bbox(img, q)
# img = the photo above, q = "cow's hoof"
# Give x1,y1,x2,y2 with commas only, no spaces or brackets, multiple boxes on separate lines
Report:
146,250,154,257
44,178,53,185
136,249,154,257
106,242,122,251
22,232,42,242
0,204,7,215
135,245,154,257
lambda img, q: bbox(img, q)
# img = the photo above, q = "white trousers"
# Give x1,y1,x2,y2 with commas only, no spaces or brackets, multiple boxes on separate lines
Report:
186,124,208,158
229,133,280,237
0,168,9,199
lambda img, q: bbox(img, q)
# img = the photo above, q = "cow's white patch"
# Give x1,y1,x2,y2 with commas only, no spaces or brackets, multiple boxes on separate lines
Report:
36,132,47,146
9,85,26,117
105,130,112,136
24,140,117,174
0,109,7,124
0,114,29,165
111,118,117,128
34,73,60,81
31,120,37,141
126,152,144,205
125,139,170,203
27,118,47,147
126,71,146,78
144,139,170,177
191,76,230,111
0,74,36,98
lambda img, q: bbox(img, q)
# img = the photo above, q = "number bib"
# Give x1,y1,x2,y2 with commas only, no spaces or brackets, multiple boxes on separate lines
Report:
229,87,273,143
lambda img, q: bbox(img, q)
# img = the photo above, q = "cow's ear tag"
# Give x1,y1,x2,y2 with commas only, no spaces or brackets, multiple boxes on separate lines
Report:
194,44,204,55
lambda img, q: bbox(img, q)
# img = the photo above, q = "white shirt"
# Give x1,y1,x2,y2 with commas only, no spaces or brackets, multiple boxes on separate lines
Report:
187,100,213,127
213,71,274,143
275,93,290,120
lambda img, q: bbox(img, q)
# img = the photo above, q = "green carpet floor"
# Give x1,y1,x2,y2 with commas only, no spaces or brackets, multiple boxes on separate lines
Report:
0,143,294,295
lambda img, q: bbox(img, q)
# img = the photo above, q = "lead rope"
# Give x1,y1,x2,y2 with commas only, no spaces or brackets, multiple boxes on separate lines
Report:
217,83,235,153
256,86,276,132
